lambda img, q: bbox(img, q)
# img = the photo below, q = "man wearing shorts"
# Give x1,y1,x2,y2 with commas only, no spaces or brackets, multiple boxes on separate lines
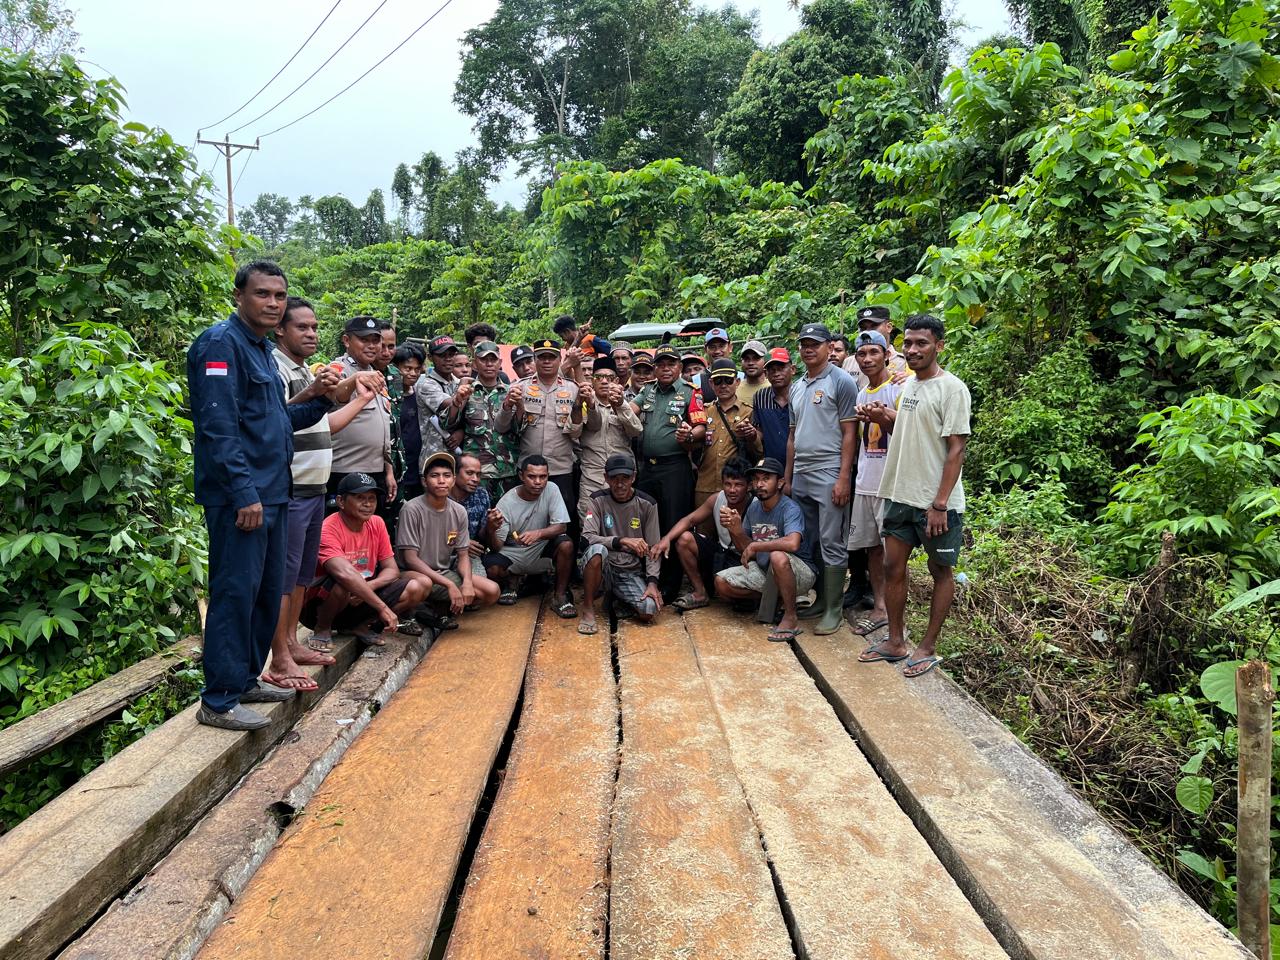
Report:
845,330,906,638
269,296,378,683
859,314,971,678
714,458,816,642
301,473,427,646
397,452,498,630
652,456,753,611
485,454,577,618
579,454,664,634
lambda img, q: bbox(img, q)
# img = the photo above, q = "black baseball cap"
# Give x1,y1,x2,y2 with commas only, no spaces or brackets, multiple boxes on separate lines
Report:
631,350,654,369
605,452,637,477
747,457,785,477
429,335,459,355
337,472,379,495
344,316,381,336
857,305,892,327
511,344,535,365
798,323,832,343
708,358,738,380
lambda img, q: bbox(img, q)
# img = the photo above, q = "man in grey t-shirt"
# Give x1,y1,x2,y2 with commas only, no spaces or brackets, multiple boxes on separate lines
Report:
396,452,499,627
484,455,577,619
784,322,858,636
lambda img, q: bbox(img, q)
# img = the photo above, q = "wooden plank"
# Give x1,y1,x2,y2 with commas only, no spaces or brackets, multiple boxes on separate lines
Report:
196,601,540,960
60,630,437,960
609,618,793,960
0,640,202,777
0,637,360,960
684,609,1006,960
444,614,616,960
792,630,1251,960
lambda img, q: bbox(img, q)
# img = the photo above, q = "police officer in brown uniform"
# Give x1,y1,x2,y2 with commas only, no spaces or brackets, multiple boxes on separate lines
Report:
630,342,706,600
496,337,583,537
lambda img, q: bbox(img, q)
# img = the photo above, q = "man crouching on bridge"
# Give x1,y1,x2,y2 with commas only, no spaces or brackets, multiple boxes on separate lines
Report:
300,473,427,646
579,453,663,635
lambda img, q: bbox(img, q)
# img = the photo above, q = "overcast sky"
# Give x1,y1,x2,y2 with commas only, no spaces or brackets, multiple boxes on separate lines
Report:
74,0,1011,216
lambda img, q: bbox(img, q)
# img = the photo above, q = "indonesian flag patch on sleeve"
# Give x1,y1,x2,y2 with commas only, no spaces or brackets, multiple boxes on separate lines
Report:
205,361,229,376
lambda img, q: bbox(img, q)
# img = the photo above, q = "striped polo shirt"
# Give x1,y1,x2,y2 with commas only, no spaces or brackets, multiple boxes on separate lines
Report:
273,349,332,498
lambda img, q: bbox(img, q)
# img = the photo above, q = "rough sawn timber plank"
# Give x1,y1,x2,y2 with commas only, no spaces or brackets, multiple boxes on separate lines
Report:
0,637,359,960
685,609,1007,960
793,630,1251,960
59,630,436,960
196,600,539,960
444,614,616,960
609,618,793,960
0,640,202,778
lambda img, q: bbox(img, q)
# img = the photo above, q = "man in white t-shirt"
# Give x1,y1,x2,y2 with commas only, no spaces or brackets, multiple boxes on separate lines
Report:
484,454,577,618
859,314,971,679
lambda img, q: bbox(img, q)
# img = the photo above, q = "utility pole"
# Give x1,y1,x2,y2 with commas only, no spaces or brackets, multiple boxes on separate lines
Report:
196,134,260,226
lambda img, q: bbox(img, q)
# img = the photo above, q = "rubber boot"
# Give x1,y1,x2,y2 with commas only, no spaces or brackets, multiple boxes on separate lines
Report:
799,558,825,619
842,549,870,609
814,566,848,636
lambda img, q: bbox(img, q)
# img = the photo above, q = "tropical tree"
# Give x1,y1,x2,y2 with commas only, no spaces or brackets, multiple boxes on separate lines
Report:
712,0,887,185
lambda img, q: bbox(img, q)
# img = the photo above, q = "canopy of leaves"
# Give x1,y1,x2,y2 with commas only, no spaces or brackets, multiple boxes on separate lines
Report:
711,0,887,186
0,52,231,360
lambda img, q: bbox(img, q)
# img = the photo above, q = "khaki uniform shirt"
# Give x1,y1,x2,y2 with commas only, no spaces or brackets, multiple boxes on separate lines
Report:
579,400,643,510
696,397,759,493
496,375,582,476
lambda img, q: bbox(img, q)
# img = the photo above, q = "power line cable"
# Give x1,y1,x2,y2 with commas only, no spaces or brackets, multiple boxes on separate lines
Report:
198,0,345,134
257,0,456,140
225,0,394,136
233,149,255,193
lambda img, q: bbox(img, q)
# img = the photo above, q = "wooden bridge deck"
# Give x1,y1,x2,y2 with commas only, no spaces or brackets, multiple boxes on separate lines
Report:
1,602,1251,960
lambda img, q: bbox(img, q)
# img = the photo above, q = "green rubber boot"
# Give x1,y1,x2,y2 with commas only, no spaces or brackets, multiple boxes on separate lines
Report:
814,566,848,636
798,558,825,619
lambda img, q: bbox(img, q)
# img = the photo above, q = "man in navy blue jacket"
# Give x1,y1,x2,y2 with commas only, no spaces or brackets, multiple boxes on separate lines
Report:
187,261,335,730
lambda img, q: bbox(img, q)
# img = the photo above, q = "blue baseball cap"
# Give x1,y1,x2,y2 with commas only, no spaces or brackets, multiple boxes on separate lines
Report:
704,327,729,344
853,330,888,350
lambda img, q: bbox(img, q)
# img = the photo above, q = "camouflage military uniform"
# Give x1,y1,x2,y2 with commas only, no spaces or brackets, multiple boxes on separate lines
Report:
461,380,518,497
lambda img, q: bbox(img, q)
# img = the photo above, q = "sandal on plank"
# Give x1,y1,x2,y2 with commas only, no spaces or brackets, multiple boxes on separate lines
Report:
858,642,909,664
904,654,943,678
673,593,710,612
851,616,889,637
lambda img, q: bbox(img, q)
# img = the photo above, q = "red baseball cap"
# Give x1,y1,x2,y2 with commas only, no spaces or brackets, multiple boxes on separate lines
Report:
765,346,791,365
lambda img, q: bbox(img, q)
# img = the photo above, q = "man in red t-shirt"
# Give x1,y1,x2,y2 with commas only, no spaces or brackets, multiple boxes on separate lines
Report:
301,473,426,645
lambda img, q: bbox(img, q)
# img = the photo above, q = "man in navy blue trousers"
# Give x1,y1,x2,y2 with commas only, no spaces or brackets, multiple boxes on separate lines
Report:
187,261,335,730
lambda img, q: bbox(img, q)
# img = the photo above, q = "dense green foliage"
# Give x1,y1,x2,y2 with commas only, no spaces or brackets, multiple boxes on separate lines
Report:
0,50,222,828
10,0,1280,936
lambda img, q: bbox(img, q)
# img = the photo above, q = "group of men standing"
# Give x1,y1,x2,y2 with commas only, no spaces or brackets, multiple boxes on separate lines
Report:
188,260,971,731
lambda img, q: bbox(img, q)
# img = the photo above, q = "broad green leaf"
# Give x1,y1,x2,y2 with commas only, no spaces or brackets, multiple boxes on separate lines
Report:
1200,661,1244,715
1175,776,1214,814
